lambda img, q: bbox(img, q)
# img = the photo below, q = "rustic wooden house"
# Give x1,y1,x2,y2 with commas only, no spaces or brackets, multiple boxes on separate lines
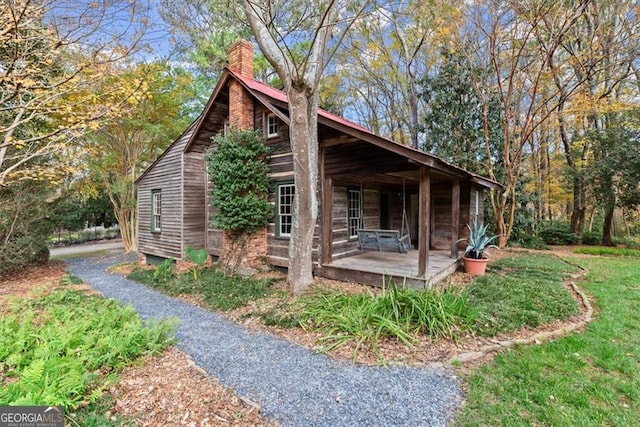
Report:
136,40,500,287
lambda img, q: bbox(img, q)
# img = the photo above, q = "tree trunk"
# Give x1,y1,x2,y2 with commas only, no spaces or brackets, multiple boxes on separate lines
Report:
600,168,616,246
569,175,586,238
602,205,615,246
287,86,319,295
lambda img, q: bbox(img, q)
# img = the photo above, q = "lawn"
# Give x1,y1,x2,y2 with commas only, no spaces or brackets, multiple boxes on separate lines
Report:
455,255,640,426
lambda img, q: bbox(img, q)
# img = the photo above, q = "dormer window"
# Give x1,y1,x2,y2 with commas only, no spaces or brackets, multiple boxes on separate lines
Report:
266,113,279,138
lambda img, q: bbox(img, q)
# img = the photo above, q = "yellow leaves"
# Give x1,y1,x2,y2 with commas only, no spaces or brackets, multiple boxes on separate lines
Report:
559,92,638,118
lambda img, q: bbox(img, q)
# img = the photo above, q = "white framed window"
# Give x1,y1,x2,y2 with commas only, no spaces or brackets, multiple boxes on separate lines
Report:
277,183,295,238
266,113,279,138
348,188,362,239
151,190,162,232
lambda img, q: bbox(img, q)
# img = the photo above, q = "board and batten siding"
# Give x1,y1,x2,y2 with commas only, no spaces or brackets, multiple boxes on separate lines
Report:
138,128,194,260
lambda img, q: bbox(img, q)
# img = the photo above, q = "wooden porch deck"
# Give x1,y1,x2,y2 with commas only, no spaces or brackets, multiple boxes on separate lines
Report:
318,250,461,289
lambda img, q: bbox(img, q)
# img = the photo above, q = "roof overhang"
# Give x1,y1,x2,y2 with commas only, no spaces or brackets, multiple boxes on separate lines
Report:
183,67,502,190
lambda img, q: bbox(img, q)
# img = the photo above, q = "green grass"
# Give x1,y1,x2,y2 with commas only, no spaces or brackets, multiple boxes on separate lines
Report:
127,267,276,311
466,253,580,336
574,246,640,258
455,256,640,426
0,289,175,414
300,284,474,359
50,249,110,260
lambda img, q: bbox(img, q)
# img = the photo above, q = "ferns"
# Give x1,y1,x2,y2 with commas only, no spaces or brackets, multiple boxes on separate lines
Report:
0,289,175,410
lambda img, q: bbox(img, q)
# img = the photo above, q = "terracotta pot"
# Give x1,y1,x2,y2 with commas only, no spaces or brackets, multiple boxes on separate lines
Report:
462,256,489,276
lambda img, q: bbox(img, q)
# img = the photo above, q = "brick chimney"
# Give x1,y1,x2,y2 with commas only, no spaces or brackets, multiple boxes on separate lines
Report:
223,40,266,271
228,40,254,79
228,40,254,129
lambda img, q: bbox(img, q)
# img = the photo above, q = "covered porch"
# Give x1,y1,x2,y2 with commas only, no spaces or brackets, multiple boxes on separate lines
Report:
316,125,501,288
319,250,460,289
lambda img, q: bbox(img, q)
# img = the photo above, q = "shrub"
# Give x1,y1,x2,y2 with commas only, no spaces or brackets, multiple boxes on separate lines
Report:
537,222,578,245
510,234,547,250
612,236,640,249
581,231,601,245
0,182,54,275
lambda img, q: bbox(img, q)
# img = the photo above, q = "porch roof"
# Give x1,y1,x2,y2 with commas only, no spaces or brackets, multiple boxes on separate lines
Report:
230,69,500,190
185,67,501,190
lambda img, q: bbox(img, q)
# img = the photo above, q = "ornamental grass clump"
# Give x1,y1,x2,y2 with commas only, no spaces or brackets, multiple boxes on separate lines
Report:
300,282,474,360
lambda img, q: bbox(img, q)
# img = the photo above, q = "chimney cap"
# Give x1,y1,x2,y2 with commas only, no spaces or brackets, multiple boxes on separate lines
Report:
227,39,254,79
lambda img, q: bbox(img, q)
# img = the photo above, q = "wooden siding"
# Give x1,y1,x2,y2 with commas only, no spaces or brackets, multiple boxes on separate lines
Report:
457,182,472,246
204,145,223,256
182,150,206,250
138,130,191,260
431,183,452,249
324,141,417,178
330,186,350,259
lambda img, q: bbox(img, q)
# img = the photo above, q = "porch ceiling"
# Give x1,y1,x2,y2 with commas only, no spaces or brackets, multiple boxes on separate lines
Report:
329,170,453,188
323,140,460,184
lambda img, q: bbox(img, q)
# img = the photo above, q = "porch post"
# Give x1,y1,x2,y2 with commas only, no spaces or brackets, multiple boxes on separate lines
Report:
418,167,431,276
451,178,460,259
321,177,333,264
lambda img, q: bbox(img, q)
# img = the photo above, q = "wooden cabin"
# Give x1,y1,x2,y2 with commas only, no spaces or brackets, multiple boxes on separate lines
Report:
136,40,500,287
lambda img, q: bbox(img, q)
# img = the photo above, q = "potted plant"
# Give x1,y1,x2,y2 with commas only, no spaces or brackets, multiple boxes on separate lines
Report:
458,219,499,275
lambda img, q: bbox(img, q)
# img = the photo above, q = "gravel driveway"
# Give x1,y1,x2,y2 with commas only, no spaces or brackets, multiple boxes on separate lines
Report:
67,252,463,427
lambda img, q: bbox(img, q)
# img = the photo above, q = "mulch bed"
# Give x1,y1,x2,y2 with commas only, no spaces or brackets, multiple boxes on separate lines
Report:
0,262,274,426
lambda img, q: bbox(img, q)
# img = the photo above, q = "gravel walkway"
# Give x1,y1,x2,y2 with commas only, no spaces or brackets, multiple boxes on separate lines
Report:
67,252,463,427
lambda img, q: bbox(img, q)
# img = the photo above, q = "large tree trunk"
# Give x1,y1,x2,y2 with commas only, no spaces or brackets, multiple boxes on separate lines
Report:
287,86,319,294
602,205,615,246
569,175,586,238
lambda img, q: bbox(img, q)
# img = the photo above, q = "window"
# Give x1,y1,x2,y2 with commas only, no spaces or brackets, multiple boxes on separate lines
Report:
266,113,279,138
151,190,162,232
348,189,362,239
277,183,295,237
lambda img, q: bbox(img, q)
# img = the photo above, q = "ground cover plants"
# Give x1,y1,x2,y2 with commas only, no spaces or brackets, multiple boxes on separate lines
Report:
127,252,581,363
455,255,640,425
465,253,580,336
127,264,276,311
0,285,175,424
573,246,640,258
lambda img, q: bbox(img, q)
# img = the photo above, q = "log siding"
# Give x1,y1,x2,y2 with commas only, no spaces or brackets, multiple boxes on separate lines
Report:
137,63,498,279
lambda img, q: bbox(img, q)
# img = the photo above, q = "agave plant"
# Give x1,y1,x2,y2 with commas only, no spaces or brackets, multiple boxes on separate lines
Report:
458,219,499,259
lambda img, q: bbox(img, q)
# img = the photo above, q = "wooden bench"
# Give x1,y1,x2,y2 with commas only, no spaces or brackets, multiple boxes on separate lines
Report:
356,229,412,253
